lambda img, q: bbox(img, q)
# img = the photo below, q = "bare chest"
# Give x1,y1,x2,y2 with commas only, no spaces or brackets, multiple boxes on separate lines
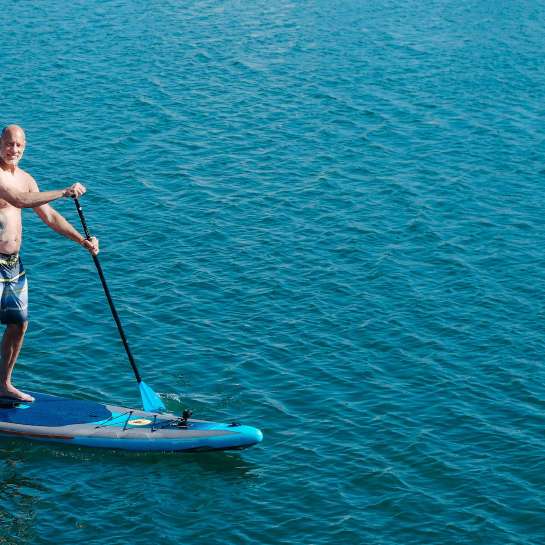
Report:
0,170,31,210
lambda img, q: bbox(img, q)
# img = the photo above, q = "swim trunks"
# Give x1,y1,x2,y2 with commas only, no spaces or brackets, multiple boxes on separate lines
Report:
0,253,28,324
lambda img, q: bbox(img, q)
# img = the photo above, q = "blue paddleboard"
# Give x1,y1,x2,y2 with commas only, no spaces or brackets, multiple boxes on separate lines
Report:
0,392,263,452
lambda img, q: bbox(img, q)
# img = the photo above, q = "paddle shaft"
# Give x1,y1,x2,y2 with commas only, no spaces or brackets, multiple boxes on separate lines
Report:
74,198,143,384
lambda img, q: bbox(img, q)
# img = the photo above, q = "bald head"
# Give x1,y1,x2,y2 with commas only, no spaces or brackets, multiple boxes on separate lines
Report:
0,125,26,167
1,125,25,143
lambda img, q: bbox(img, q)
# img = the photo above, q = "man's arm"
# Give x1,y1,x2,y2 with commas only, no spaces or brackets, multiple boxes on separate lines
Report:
33,203,99,255
0,177,85,208
30,179,99,255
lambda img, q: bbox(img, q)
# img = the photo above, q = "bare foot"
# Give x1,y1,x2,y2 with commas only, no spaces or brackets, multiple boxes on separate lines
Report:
0,386,35,402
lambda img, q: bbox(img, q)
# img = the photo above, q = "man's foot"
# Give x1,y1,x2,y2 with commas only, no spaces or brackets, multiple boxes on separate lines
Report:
0,386,34,403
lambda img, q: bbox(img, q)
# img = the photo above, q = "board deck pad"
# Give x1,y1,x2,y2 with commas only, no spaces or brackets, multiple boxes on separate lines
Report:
0,392,112,426
0,392,262,452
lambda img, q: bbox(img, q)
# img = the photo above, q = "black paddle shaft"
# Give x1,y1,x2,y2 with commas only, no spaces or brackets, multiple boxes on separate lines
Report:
74,198,143,384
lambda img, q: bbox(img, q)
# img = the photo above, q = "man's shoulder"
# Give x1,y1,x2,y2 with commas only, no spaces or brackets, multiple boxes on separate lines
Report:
0,167,35,190
16,166,32,178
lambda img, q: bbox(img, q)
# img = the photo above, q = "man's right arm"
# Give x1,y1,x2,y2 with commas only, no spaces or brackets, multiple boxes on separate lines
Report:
0,179,86,208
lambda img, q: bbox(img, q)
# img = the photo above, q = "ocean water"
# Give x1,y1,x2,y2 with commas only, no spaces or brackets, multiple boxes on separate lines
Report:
1,0,545,543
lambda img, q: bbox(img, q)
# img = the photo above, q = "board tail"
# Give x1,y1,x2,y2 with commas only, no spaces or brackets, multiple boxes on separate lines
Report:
139,381,166,412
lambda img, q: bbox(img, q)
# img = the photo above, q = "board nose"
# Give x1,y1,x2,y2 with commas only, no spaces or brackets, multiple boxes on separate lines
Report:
243,425,263,445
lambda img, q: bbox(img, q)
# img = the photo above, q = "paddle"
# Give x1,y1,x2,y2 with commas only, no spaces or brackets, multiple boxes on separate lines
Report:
73,198,166,413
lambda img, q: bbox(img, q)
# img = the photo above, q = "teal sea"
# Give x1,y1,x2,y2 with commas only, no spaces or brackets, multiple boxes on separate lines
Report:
1,1,545,543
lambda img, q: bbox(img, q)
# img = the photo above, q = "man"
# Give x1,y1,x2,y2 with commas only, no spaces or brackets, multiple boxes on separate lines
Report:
0,124,99,402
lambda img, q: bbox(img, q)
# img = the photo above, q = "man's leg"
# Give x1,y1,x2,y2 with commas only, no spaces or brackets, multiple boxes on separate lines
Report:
0,321,33,401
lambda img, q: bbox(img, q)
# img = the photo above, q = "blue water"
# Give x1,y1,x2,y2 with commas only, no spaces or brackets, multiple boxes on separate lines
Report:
1,0,545,543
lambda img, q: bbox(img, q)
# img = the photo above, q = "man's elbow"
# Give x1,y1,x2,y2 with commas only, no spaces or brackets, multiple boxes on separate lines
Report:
4,195,25,208
0,192,22,208
12,193,40,209
12,197,31,209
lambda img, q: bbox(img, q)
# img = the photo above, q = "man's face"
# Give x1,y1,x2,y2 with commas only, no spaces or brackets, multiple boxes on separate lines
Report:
0,130,26,166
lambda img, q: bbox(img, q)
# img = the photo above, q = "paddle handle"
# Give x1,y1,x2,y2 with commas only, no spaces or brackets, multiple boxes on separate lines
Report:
74,198,142,384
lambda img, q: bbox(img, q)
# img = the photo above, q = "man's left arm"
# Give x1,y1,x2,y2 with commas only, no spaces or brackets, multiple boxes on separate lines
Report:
33,203,99,255
29,176,99,255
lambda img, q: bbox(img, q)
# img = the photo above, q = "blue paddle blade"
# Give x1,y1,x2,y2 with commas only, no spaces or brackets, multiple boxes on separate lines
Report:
139,381,166,412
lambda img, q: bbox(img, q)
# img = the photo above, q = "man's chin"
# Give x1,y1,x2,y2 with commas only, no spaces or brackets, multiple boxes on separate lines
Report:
2,157,20,166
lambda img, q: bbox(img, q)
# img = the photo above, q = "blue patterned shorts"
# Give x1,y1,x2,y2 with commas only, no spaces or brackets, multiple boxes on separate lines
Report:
0,253,28,324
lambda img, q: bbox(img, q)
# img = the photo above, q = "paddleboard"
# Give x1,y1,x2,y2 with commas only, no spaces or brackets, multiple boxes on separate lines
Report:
0,392,263,452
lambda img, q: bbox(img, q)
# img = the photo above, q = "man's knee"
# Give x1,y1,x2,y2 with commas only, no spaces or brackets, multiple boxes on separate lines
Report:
6,321,28,336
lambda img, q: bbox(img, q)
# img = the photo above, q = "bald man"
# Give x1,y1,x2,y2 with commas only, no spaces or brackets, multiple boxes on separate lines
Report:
0,125,99,402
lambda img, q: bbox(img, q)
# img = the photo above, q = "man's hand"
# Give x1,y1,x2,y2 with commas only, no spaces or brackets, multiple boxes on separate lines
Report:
63,183,86,199
81,236,99,256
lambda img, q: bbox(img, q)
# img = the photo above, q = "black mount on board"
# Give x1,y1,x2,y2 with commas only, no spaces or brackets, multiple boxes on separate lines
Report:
177,409,193,427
